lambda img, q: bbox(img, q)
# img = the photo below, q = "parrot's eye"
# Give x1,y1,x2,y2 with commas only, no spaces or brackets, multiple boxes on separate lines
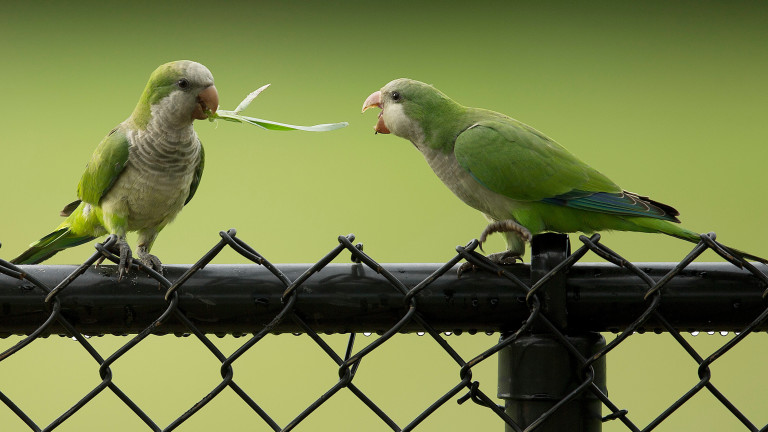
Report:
391,91,401,101
177,78,190,90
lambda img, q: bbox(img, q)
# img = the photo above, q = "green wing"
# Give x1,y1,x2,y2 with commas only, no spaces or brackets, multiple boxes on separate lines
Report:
184,141,204,205
454,119,620,201
77,126,130,204
454,119,680,221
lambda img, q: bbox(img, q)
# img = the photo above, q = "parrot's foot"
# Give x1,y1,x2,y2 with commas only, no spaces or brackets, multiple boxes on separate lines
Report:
486,251,525,265
113,238,133,281
457,250,524,277
137,246,163,274
478,219,532,250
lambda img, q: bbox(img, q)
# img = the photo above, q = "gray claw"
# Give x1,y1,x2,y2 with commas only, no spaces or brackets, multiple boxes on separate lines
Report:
457,261,476,278
116,239,133,281
138,246,164,274
487,251,524,265
458,250,523,278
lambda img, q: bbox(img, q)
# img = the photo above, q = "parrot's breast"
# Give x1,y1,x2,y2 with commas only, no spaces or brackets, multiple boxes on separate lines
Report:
101,129,202,231
417,144,522,220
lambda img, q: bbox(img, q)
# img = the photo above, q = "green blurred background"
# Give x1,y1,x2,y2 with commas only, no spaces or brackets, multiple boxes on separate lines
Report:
1,1,767,430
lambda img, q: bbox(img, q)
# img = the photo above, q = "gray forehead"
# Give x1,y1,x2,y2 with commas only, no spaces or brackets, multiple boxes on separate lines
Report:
181,61,214,85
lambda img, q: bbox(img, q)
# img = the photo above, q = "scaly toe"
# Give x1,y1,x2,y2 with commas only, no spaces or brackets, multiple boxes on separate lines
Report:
479,219,532,244
487,251,524,265
116,241,133,281
138,251,164,274
457,261,477,278
458,250,524,277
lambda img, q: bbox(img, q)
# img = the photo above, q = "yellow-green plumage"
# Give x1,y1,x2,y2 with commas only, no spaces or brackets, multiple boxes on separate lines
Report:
12,61,217,275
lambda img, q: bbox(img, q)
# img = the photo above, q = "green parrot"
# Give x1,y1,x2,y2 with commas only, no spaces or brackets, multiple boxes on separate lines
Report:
362,78,767,265
12,60,219,278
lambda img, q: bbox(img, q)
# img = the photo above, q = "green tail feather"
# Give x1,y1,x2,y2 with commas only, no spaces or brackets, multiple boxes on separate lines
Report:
11,227,96,265
632,217,768,265
727,247,768,266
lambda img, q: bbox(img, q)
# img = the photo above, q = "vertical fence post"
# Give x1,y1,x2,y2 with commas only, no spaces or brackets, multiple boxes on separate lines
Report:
498,233,606,431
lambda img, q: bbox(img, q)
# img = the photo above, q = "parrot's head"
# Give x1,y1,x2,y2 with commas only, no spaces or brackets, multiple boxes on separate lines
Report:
131,60,219,129
362,78,458,143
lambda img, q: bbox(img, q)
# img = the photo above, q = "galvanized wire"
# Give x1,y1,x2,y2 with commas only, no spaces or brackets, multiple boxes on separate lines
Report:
1,229,767,431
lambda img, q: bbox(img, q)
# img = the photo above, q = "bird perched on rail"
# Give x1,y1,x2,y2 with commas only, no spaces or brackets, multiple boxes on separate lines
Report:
362,78,767,266
12,60,218,278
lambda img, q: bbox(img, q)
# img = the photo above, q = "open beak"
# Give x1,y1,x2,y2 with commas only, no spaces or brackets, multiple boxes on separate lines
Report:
362,90,390,134
192,85,219,120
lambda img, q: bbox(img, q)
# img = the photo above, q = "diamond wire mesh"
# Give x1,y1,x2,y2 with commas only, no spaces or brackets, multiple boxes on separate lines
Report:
1,229,767,431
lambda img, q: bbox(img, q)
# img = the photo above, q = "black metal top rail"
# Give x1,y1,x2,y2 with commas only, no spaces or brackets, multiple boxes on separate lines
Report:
1,236,766,337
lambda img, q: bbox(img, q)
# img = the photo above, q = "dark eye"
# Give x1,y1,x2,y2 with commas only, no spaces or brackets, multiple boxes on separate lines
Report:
391,91,401,101
177,78,190,89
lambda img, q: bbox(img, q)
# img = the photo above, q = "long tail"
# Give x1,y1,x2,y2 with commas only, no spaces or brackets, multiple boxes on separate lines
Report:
11,227,96,264
10,201,99,265
633,217,768,265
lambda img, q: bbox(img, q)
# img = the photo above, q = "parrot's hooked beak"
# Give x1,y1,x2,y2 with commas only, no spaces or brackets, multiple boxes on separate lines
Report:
362,90,390,134
193,85,219,120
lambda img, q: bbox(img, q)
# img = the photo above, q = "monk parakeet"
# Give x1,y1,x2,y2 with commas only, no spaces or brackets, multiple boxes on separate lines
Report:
12,60,218,278
363,78,767,265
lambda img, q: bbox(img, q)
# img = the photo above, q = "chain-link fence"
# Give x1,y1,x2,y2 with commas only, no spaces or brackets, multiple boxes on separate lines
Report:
1,229,767,431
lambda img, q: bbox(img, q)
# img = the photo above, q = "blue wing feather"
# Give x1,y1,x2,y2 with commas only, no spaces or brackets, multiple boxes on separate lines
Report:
542,190,680,222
